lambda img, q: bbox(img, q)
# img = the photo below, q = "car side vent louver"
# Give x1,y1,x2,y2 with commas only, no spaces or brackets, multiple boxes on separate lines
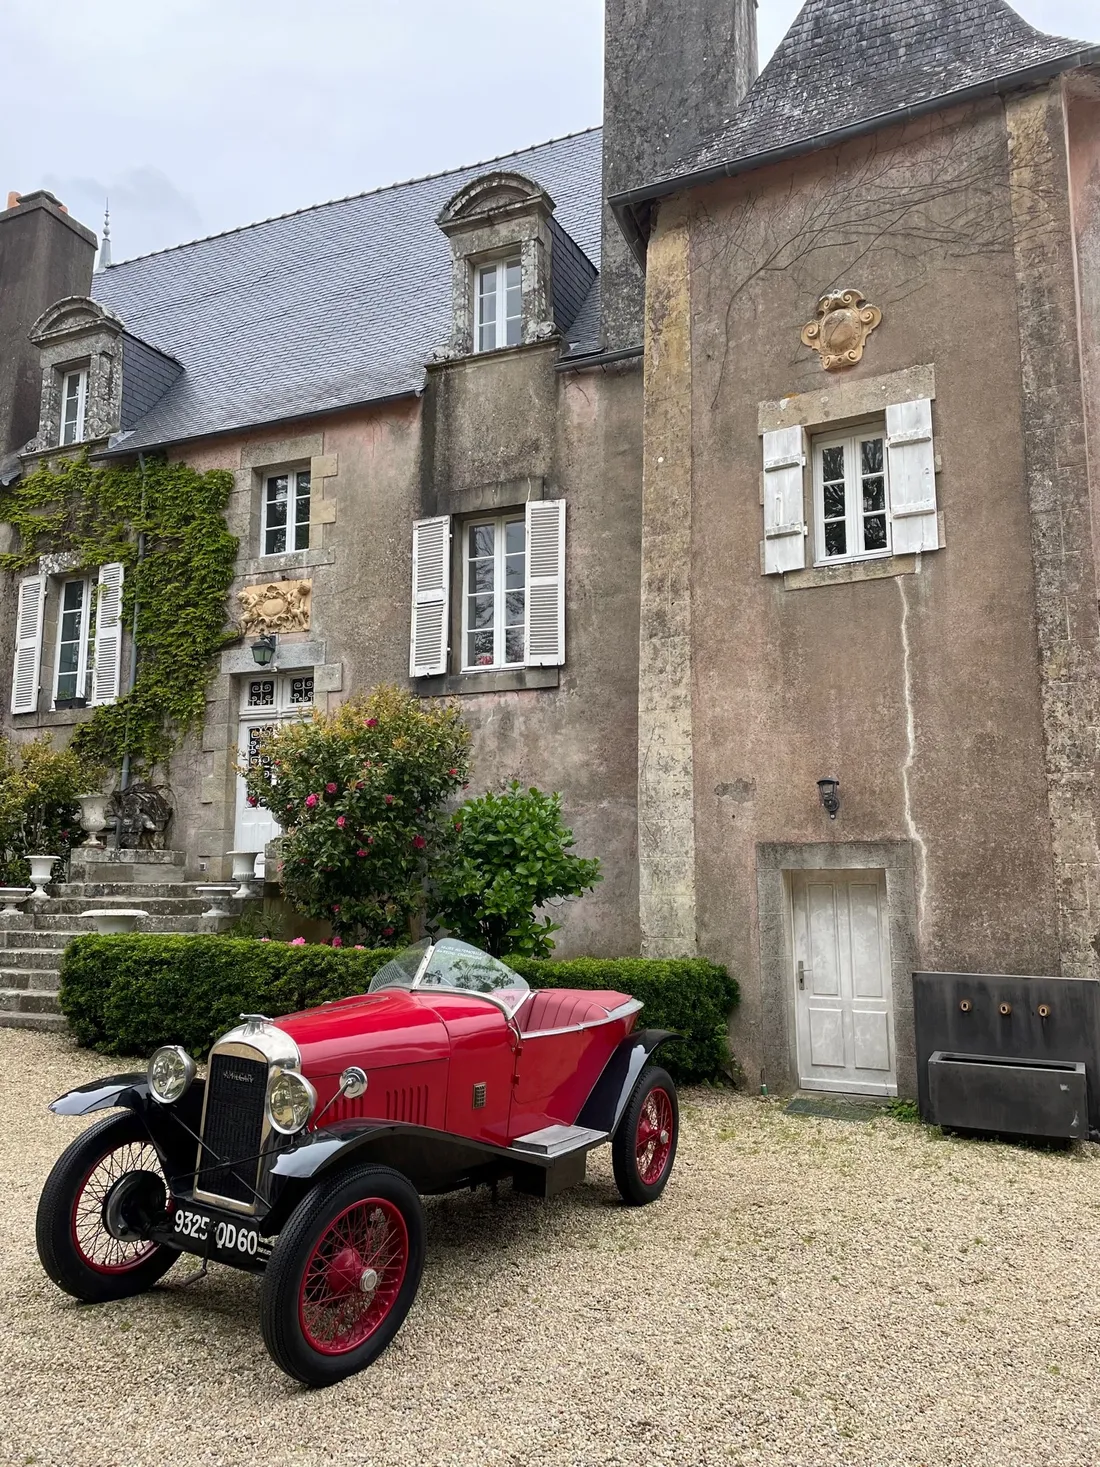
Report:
385,1086,429,1126
472,1082,487,1109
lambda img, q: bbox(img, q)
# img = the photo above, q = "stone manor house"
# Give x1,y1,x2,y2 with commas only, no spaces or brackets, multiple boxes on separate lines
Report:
0,0,1098,1099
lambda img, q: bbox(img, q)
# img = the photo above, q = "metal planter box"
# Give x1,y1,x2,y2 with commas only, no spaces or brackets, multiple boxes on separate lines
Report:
927,1052,1087,1139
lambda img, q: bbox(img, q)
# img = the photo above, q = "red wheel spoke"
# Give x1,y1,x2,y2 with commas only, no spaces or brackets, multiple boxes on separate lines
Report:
635,1087,674,1186
70,1140,163,1274
298,1196,409,1356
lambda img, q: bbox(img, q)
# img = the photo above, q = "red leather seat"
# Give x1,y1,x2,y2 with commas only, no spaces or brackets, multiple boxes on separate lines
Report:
515,989,632,1034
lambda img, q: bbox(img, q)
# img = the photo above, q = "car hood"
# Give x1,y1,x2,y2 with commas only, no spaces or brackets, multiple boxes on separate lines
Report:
273,989,449,1076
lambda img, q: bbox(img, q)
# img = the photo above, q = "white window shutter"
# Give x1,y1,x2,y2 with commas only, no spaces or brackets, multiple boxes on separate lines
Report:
91,562,125,705
761,426,807,574
11,575,46,715
409,517,450,677
525,499,566,666
886,399,939,553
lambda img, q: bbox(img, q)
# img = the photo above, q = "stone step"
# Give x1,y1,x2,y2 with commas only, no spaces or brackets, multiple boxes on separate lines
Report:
0,947,66,970
0,969,60,991
0,1009,69,1033
32,896,244,917
0,986,61,1015
26,911,233,934
0,929,81,949
56,882,197,900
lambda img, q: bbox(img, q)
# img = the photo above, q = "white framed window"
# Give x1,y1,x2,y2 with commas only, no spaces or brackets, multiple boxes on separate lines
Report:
240,673,315,714
261,468,311,556
812,423,891,564
53,577,93,704
463,515,526,669
59,368,87,446
475,257,522,353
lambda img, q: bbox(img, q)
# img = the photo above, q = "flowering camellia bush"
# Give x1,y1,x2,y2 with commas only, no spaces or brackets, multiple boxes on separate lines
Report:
243,685,470,945
429,783,602,958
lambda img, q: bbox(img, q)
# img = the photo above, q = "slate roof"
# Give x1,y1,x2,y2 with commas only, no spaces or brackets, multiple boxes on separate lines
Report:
613,0,1097,223
91,128,603,454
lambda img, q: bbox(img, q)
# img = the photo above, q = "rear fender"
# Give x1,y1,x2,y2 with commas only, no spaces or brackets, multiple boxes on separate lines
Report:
576,1029,677,1136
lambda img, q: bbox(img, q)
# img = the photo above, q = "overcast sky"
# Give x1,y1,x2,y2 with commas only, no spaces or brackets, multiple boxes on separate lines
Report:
1,0,1094,263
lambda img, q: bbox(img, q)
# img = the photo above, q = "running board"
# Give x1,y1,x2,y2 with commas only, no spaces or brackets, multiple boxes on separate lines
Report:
510,1123,608,1158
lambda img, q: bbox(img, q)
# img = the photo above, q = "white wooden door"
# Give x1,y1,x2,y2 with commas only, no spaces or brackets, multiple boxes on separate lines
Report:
790,869,896,1096
233,673,315,858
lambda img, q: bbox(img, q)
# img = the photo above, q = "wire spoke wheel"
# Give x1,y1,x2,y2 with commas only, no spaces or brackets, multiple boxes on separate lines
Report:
635,1086,674,1186
299,1197,409,1354
612,1064,679,1206
72,1139,164,1273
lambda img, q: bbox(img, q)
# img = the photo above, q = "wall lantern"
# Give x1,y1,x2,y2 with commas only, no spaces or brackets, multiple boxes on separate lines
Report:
817,776,841,820
250,634,277,667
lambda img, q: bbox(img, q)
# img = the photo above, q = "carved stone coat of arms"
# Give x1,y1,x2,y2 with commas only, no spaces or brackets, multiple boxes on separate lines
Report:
801,289,883,370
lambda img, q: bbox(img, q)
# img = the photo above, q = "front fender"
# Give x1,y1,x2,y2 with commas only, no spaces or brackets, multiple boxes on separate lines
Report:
577,1029,677,1136
49,1073,152,1116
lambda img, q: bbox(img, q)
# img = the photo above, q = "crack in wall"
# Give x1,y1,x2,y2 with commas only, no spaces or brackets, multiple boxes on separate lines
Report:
898,572,928,944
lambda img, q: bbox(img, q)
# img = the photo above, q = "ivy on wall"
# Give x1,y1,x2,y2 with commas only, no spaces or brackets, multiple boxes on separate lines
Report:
0,453,238,774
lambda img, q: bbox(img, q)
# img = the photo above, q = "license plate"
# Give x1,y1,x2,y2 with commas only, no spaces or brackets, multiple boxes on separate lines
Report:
170,1205,262,1263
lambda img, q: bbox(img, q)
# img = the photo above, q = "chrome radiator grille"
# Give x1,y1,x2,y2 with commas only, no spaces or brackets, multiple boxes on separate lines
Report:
196,1052,268,1205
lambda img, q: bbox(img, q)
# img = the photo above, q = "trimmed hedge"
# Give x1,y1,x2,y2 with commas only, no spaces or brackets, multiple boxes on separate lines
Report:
59,936,738,1083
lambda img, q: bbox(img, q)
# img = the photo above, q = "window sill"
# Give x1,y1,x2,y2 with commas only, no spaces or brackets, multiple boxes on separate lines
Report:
414,666,560,696
783,554,920,592
239,547,334,576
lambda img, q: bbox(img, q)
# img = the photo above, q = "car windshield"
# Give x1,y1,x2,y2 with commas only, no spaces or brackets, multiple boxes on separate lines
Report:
367,937,529,1017
367,939,431,994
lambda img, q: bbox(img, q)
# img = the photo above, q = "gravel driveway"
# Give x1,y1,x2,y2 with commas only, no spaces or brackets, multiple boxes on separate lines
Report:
4,1029,1100,1467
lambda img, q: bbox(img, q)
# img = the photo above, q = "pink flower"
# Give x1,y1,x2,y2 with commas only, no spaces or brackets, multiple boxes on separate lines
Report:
367,836,375,845
305,793,318,809
385,794,394,805
413,835,426,850
448,768,458,777
357,848,368,858
331,936,343,948
290,937,306,946
382,926,394,937
326,782,338,794
261,937,270,943
247,796,258,807
332,904,341,913
286,803,294,812
354,945,365,950
365,718,378,728
453,820,463,832
336,815,346,828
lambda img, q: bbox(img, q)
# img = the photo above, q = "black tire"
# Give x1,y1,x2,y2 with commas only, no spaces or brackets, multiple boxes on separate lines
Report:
611,1065,679,1206
36,1111,178,1302
261,1163,425,1387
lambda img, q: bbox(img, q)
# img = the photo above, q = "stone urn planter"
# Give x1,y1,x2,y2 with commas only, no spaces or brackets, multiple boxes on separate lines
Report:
77,793,110,848
0,887,32,916
27,855,59,900
196,885,237,919
226,850,261,899
83,908,148,935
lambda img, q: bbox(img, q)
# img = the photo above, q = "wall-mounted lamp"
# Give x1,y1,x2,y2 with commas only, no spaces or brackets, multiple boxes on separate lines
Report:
250,634,277,667
817,776,841,820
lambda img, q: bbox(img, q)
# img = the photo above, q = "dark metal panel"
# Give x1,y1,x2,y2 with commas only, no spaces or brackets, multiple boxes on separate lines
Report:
928,1052,1088,1138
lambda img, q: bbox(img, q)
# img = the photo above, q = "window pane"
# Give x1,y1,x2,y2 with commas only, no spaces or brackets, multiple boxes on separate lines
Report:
505,626,525,664
505,553,525,590
468,630,495,666
864,515,888,551
469,594,494,629
823,482,845,520
821,445,844,482
294,470,311,550
248,680,276,708
861,438,884,476
56,672,77,701
472,558,495,593
265,525,287,555
505,520,525,555
505,314,522,348
289,676,314,705
505,590,525,626
266,475,289,504
469,523,495,558
824,522,847,557
863,476,885,514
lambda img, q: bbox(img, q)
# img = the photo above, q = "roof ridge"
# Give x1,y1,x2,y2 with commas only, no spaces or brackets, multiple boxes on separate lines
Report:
100,124,602,270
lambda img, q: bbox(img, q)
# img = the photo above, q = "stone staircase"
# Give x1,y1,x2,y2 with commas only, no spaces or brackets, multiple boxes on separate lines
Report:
0,848,257,1033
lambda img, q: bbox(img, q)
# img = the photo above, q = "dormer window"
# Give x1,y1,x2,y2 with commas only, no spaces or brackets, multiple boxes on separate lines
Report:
476,257,522,353
59,367,87,445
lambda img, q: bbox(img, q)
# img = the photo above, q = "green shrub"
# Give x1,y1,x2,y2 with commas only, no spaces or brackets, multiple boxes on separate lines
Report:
59,937,738,1083
245,685,470,945
430,784,602,957
0,735,89,885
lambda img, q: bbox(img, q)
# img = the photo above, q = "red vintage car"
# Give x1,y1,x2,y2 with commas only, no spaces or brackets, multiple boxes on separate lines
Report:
36,938,679,1385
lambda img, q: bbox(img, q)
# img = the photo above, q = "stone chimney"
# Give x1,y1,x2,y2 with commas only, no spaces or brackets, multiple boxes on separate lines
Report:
600,0,759,350
0,190,97,461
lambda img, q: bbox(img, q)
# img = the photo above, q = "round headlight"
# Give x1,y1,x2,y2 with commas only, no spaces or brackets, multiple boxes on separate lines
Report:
267,1068,317,1134
147,1045,195,1105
